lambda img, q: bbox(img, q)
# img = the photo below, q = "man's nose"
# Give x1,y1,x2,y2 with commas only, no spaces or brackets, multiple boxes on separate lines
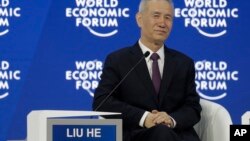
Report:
158,17,167,28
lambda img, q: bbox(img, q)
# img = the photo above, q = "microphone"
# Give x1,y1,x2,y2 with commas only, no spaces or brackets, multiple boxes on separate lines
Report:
94,51,150,111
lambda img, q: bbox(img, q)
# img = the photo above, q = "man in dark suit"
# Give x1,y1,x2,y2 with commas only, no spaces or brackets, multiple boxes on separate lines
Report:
93,0,202,141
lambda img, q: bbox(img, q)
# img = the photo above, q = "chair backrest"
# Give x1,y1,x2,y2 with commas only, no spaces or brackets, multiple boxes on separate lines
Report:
194,99,232,141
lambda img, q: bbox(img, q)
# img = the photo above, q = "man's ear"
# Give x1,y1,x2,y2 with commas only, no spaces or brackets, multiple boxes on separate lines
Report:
136,12,142,28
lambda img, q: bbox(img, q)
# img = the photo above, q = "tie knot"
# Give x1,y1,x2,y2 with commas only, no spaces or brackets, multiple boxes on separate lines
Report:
150,53,160,61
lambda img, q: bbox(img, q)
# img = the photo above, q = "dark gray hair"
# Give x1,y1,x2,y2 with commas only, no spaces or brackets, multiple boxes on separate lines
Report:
138,0,174,12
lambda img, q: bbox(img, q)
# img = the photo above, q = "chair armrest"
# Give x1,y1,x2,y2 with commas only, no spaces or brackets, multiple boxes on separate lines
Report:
194,99,232,141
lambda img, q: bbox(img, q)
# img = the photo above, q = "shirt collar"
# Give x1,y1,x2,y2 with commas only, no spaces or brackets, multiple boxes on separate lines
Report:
138,40,165,62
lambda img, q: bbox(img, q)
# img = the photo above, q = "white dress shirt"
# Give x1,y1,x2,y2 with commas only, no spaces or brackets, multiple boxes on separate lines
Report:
138,40,176,128
139,40,165,78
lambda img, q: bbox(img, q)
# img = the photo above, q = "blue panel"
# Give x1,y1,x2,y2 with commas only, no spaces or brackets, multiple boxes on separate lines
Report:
53,125,116,141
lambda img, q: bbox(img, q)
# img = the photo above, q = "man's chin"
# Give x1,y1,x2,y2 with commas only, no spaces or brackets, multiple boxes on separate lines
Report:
154,35,167,41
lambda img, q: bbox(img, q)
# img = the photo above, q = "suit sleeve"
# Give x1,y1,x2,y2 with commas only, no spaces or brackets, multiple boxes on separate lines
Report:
92,53,145,127
169,60,202,130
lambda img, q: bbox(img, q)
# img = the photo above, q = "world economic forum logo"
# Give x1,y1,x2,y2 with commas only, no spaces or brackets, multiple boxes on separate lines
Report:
195,60,239,100
65,0,130,37
175,0,239,38
0,61,21,100
0,0,21,36
65,60,103,97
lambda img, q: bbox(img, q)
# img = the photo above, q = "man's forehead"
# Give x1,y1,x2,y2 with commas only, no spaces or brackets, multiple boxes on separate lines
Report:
148,7,173,15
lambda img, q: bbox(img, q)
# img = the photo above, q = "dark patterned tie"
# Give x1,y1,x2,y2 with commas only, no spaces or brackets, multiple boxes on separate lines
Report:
150,53,161,94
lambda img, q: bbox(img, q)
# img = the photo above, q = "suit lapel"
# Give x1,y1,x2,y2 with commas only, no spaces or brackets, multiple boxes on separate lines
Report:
130,43,159,104
159,47,176,105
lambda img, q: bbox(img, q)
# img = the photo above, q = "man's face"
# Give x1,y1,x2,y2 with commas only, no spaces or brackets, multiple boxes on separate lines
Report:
136,0,174,44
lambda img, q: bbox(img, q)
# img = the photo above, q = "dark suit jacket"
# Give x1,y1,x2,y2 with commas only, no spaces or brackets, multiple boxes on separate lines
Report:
93,42,202,141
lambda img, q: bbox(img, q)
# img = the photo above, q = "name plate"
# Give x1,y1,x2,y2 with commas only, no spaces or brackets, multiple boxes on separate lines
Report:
47,119,122,141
